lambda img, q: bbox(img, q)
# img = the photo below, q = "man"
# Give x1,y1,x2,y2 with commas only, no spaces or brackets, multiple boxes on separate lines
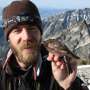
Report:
0,0,89,90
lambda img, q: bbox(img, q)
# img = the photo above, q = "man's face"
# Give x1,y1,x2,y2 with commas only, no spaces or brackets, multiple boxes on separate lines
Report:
8,24,41,67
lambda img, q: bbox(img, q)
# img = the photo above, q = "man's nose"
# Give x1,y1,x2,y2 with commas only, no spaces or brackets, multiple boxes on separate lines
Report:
21,28,32,40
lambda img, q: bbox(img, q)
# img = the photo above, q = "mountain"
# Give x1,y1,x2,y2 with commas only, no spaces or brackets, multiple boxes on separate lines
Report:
42,8,90,61
39,8,67,18
0,7,3,38
0,8,90,61
0,7,2,16
0,26,3,38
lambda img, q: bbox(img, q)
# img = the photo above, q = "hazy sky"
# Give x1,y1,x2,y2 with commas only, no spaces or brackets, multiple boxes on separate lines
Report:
1,0,90,9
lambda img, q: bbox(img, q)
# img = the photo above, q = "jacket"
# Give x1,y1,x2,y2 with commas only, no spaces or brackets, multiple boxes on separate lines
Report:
0,48,89,90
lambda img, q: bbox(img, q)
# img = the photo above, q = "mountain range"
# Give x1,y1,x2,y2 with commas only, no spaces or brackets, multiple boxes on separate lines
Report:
42,8,90,61
0,8,90,61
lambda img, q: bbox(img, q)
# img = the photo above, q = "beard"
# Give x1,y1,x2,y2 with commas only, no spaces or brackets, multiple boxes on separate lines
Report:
9,40,41,68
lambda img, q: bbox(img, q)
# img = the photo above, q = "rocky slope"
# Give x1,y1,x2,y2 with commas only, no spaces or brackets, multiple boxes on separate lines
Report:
42,8,90,61
77,65,90,89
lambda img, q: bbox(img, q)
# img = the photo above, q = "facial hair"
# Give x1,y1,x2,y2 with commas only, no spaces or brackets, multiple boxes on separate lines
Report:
9,40,41,68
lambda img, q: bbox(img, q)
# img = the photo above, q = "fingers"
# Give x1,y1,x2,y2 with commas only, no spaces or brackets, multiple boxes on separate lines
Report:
47,52,64,61
47,52,65,68
47,52,54,61
47,52,77,74
51,61,65,74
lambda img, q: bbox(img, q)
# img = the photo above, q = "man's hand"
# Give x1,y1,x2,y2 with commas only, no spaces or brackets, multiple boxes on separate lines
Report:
47,52,77,90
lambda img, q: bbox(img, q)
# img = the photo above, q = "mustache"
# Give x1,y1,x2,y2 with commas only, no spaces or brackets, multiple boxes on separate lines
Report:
20,41,37,49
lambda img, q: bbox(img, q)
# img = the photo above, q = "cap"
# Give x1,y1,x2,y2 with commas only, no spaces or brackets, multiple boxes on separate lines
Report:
3,0,42,40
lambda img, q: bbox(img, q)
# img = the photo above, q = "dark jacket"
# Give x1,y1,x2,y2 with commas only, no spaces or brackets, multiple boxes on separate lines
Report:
0,49,89,90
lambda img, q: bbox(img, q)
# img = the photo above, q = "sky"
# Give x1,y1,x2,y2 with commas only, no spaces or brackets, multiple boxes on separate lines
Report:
0,0,90,9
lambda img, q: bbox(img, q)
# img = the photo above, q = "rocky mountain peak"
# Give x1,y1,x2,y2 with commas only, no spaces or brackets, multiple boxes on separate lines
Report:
42,8,90,61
